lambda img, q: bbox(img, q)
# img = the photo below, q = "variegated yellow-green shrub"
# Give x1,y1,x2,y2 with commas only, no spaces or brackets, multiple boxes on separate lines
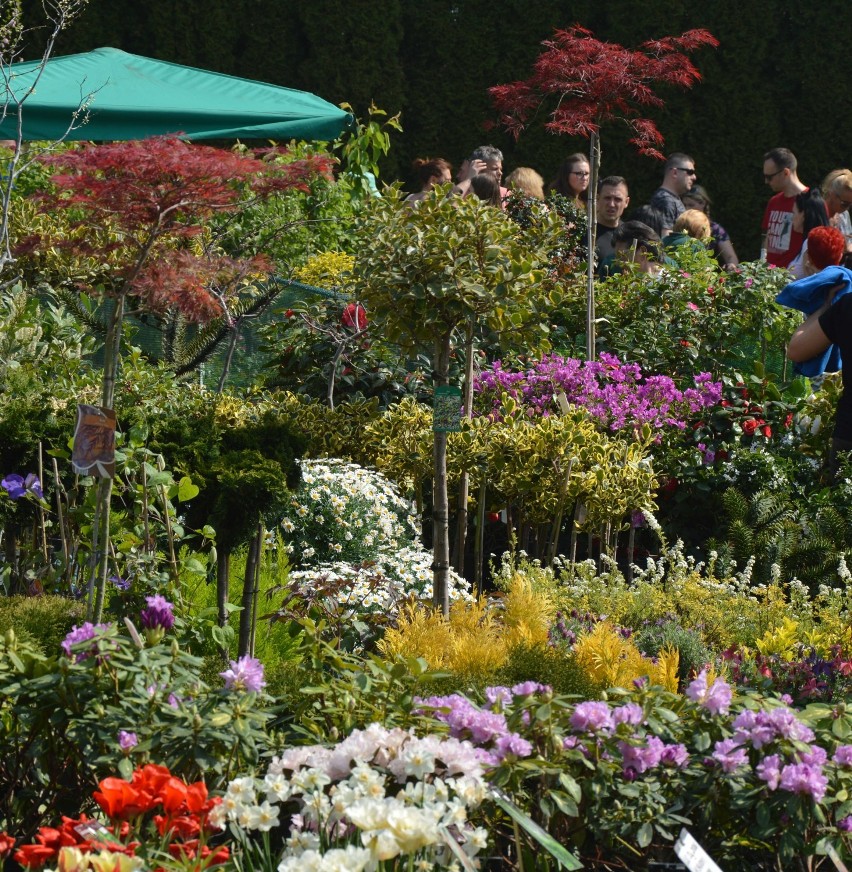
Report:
293,251,355,289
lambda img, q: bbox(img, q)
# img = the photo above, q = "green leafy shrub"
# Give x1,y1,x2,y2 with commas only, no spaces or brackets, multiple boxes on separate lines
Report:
0,621,272,838
0,595,85,655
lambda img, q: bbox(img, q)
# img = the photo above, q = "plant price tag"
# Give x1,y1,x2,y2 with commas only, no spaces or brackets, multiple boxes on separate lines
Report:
674,828,723,872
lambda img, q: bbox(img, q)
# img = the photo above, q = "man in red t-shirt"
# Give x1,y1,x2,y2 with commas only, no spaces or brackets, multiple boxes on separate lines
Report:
761,147,808,268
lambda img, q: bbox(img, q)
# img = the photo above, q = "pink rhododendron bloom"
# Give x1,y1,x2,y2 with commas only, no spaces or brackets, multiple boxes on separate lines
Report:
779,762,827,803
570,701,614,734
686,669,732,716
711,739,749,773
220,655,266,693
756,753,782,789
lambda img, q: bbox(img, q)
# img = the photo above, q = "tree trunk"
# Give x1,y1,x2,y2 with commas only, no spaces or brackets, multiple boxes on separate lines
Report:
238,524,263,655
586,131,601,362
452,317,476,575
217,548,230,628
432,334,452,615
473,478,487,597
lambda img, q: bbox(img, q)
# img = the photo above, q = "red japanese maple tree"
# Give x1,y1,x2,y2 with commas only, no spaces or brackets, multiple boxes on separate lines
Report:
31,137,332,618
490,26,718,358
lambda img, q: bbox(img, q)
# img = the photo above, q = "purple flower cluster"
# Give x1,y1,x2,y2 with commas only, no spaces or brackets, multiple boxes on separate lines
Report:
61,622,113,662
685,669,732,716
731,706,814,748
473,353,721,436
619,736,689,777
1,472,43,500
220,654,267,693
139,595,175,631
118,730,138,751
708,705,831,802
416,684,547,762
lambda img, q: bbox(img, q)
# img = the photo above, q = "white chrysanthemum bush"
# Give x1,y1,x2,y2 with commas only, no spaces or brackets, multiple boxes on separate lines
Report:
219,723,490,871
280,459,470,619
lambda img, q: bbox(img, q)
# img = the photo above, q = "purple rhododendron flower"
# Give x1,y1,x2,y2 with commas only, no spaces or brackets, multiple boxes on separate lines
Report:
118,730,138,751
613,703,644,727
711,738,749,773
61,622,112,662
2,472,43,500
779,762,827,803
511,681,550,697
835,746,852,766
800,745,827,767
619,736,664,775
660,743,689,768
484,686,512,707
220,654,266,693
756,753,782,790
838,816,852,832
495,733,533,758
139,595,175,631
686,669,732,716
570,701,614,734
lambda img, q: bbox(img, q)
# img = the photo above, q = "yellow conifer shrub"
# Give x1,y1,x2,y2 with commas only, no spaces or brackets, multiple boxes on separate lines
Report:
378,582,557,682
572,623,679,693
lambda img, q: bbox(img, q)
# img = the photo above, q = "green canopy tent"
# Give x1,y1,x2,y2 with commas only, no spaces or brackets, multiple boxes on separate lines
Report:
0,46,352,141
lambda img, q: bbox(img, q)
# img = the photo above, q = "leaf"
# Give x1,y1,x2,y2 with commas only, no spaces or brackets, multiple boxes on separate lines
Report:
177,476,200,501
636,822,653,848
491,793,583,870
117,756,134,780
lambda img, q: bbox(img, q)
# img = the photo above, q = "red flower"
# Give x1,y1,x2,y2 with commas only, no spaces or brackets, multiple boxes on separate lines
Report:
784,413,794,429
660,477,679,498
93,778,144,820
679,339,690,347
14,844,57,868
761,424,772,438
742,418,758,436
0,833,15,859
341,302,367,331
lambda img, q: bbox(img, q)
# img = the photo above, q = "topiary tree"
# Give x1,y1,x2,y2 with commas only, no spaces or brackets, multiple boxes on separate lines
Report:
351,188,562,613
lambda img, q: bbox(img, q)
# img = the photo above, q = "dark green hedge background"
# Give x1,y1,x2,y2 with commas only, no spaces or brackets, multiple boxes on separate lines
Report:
21,0,852,258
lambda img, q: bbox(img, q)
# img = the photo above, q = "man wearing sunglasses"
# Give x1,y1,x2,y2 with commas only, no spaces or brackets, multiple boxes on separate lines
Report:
761,147,808,268
648,153,697,236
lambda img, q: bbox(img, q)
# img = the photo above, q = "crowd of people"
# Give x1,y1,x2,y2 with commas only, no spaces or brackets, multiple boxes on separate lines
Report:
405,144,852,479
404,144,852,280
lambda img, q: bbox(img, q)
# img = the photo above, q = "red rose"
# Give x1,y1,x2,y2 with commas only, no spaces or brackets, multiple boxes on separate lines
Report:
742,418,758,436
761,424,772,438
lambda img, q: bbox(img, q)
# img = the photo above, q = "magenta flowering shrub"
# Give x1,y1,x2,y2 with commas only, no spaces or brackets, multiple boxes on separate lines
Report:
414,682,552,764
410,673,852,867
473,353,721,438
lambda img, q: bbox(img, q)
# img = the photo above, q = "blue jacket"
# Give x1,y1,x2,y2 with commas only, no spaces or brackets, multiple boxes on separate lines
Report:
775,265,852,377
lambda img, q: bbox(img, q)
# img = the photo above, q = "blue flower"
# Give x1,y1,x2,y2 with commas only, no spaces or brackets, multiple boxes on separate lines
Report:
1,473,43,500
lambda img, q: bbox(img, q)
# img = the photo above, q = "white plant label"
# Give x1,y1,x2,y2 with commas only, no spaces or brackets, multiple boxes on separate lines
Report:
674,828,723,872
